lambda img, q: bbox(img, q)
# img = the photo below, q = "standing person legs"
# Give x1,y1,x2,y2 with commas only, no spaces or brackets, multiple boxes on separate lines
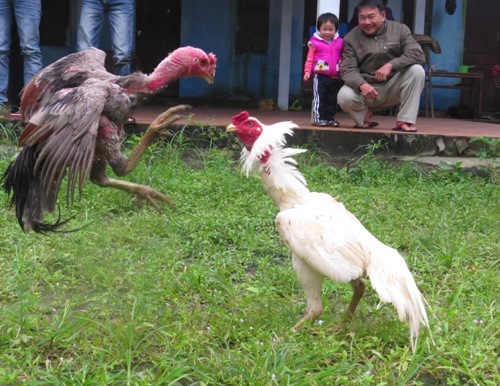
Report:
77,0,106,52
311,74,329,125
107,0,134,76
0,0,13,105
14,0,42,86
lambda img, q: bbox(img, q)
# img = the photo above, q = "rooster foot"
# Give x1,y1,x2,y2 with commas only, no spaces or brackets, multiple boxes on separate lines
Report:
148,104,192,137
291,309,323,332
91,174,176,211
133,184,176,211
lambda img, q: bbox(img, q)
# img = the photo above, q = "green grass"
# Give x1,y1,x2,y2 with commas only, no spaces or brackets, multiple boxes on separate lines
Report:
0,126,498,385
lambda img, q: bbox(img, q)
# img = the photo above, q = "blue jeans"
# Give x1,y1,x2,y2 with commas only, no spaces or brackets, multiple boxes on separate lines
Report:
0,0,42,104
77,0,135,76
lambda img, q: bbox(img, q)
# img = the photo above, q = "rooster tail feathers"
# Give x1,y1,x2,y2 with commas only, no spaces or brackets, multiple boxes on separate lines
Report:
2,146,68,233
366,246,429,351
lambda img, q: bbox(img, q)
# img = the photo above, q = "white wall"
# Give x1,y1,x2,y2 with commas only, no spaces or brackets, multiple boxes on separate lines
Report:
317,0,340,18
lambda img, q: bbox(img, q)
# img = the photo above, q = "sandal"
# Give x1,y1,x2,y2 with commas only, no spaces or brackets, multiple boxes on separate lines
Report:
392,122,417,132
354,121,379,129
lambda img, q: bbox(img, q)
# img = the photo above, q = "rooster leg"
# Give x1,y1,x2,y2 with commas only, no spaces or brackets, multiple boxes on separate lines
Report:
115,105,191,176
90,159,175,210
338,278,366,331
291,255,324,332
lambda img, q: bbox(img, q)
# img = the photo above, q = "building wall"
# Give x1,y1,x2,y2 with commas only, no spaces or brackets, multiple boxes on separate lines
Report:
428,0,464,110
180,0,305,101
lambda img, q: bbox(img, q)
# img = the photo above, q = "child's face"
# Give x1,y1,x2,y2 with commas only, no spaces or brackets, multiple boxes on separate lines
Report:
319,21,337,40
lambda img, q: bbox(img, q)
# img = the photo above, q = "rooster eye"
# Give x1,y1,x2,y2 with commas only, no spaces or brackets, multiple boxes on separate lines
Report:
194,58,199,63
247,122,254,127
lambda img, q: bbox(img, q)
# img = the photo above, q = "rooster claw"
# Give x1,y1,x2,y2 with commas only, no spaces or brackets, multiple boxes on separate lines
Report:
134,185,176,211
150,105,192,131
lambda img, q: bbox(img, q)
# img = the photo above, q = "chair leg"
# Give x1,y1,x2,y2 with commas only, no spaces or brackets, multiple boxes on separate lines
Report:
429,70,434,118
423,81,429,117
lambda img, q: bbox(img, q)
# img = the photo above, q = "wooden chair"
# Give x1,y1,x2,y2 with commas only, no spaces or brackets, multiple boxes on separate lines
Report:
414,34,441,118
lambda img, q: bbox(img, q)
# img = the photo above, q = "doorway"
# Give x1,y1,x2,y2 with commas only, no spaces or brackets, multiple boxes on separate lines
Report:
135,0,181,97
463,0,500,112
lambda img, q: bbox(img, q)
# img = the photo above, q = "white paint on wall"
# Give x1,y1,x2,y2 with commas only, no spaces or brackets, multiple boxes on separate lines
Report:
414,0,425,34
317,0,340,18
277,1,293,110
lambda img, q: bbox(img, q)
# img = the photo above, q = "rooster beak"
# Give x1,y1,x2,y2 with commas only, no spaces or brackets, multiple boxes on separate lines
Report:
203,72,215,84
226,124,237,132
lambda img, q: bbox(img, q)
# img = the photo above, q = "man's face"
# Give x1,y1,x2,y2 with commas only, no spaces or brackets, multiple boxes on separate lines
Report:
358,6,386,35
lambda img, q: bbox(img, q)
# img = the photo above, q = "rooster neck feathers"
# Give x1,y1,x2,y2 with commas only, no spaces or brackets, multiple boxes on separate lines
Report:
231,112,309,209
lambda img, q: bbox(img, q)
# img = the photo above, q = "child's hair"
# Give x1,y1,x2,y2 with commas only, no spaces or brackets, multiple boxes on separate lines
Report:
316,13,339,31
357,0,385,13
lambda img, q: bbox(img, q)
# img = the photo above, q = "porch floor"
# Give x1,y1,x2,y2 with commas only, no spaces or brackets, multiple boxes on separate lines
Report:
132,104,500,139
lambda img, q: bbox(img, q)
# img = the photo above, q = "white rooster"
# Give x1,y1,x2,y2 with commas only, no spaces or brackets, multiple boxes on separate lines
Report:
227,111,430,350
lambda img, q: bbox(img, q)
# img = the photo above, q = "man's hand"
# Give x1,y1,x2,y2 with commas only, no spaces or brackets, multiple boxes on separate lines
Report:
375,63,393,81
359,83,379,100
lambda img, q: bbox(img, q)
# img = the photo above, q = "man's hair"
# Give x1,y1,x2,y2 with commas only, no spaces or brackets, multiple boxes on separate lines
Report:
357,0,385,13
316,12,339,31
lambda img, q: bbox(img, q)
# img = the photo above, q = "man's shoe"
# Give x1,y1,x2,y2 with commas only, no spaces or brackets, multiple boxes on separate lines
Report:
10,107,21,119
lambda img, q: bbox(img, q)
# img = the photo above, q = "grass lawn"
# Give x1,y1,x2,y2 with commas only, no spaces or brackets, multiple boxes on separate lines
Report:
0,124,498,385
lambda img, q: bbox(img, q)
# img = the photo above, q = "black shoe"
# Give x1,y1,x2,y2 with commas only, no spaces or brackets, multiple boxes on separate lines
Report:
10,107,21,118
327,120,340,127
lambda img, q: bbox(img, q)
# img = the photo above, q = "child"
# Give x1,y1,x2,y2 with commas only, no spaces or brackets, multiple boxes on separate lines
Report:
303,13,343,127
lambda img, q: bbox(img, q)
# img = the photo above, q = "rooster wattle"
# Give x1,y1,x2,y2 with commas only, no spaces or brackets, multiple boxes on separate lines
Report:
2,47,216,233
227,111,430,350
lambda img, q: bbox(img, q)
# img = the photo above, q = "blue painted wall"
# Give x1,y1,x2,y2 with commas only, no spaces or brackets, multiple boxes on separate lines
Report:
179,0,232,98
180,0,305,101
427,0,465,110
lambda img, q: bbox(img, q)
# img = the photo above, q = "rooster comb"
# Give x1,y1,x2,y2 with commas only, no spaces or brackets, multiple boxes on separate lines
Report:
232,111,249,125
208,53,217,65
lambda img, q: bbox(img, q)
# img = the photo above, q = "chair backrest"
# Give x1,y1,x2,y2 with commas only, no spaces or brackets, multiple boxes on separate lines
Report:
338,23,348,37
414,34,441,71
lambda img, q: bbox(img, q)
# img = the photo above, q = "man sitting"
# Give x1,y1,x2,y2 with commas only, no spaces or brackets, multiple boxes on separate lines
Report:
338,0,425,132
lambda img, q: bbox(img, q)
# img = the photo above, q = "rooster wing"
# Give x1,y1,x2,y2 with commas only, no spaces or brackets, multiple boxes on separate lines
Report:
20,79,115,208
20,48,112,120
276,193,369,283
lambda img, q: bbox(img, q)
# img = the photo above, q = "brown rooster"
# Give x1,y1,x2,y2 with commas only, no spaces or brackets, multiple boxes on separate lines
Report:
2,47,217,232
227,111,431,351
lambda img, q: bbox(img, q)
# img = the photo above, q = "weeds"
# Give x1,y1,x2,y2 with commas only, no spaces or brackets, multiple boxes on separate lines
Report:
0,121,22,144
0,138,498,385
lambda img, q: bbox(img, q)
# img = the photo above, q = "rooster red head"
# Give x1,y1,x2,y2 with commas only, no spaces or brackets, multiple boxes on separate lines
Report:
227,111,263,151
163,46,217,84
183,46,217,83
